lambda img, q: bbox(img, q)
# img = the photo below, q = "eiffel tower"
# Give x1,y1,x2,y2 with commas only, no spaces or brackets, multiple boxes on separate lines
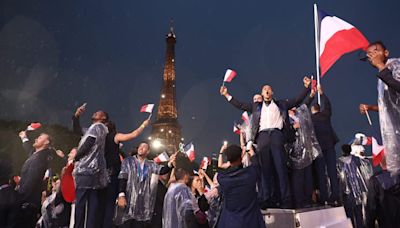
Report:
150,24,182,155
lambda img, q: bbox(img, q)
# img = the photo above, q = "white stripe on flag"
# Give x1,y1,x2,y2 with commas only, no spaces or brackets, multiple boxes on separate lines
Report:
319,16,354,55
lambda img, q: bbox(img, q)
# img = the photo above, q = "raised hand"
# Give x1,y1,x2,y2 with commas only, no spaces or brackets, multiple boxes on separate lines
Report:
359,104,369,114
19,131,27,139
56,150,65,158
317,85,323,95
142,119,150,128
74,103,86,118
219,143,227,154
168,152,177,168
117,196,127,208
303,76,311,88
220,86,228,96
366,47,387,71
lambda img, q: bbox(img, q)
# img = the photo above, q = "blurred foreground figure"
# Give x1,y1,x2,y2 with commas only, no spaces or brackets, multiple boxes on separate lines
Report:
163,168,198,228
365,155,400,228
337,144,372,228
0,159,18,227
217,145,265,228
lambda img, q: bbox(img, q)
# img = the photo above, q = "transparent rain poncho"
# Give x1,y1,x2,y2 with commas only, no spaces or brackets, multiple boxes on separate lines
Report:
337,156,373,205
163,182,197,228
73,122,109,189
287,104,322,169
241,114,254,167
241,113,254,143
117,156,162,223
378,58,400,175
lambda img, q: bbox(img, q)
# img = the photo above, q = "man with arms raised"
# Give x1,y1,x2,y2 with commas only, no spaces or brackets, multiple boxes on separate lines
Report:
220,77,311,208
117,142,176,227
17,131,53,227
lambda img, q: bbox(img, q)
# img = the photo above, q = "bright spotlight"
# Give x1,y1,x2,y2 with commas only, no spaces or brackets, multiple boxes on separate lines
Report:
152,140,162,149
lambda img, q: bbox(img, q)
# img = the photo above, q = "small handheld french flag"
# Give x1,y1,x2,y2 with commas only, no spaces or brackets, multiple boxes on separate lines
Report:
184,142,196,162
200,157,211,170
140,104,154,113
154,151,169,164
223,69,237,83
233,121,241,135
26,122,42,131
241,111,249,124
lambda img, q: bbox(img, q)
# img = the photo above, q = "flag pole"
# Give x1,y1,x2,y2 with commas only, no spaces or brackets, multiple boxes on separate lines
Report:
364,104,372,125
313,3,321,105
365,110,372,125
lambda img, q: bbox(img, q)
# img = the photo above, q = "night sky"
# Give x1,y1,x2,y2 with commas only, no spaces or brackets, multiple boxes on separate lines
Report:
1,0,399,160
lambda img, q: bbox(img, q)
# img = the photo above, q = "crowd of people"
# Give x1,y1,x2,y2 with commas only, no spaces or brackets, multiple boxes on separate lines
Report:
1,41,400,228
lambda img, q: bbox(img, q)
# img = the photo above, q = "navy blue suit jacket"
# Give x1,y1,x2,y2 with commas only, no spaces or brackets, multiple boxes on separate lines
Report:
304,93,339,150
217,156,265,228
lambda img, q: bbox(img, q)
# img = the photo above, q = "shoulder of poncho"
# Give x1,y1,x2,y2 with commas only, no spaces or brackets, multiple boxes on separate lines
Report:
338,156,352,163
145,159,156,165
387,58,400,64
387,58,400,70
121,156,137,166
88,122,108,131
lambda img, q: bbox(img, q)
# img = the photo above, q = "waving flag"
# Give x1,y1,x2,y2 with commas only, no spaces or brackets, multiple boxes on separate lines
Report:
200,157,211,170
26,122,42,131
372,137,385,166
352,133,372,146
184,142,196,162
318,8,369,76
140,104,154,113
241,111,249,124
233,121,241,135
223,69,237,83
154,151,169,164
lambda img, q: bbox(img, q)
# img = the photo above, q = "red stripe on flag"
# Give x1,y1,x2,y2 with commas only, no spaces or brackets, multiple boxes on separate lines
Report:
320,28,369,76
224,69,237,83
373,150,384,167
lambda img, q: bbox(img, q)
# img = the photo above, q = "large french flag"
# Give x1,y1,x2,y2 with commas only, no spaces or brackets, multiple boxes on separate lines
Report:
318,9,369,76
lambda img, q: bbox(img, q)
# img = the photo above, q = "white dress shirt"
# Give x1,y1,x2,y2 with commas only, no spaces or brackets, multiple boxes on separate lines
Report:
259,100,283,131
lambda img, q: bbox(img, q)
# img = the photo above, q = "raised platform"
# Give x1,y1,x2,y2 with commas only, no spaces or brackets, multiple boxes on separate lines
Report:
262,206,352,228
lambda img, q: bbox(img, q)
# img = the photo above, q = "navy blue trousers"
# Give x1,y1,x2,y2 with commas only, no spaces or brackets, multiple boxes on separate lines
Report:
97,173,119,228
290,164,313,208
256,130,291,207
74,188,99,228
343,195,363,228
314,147,339,203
